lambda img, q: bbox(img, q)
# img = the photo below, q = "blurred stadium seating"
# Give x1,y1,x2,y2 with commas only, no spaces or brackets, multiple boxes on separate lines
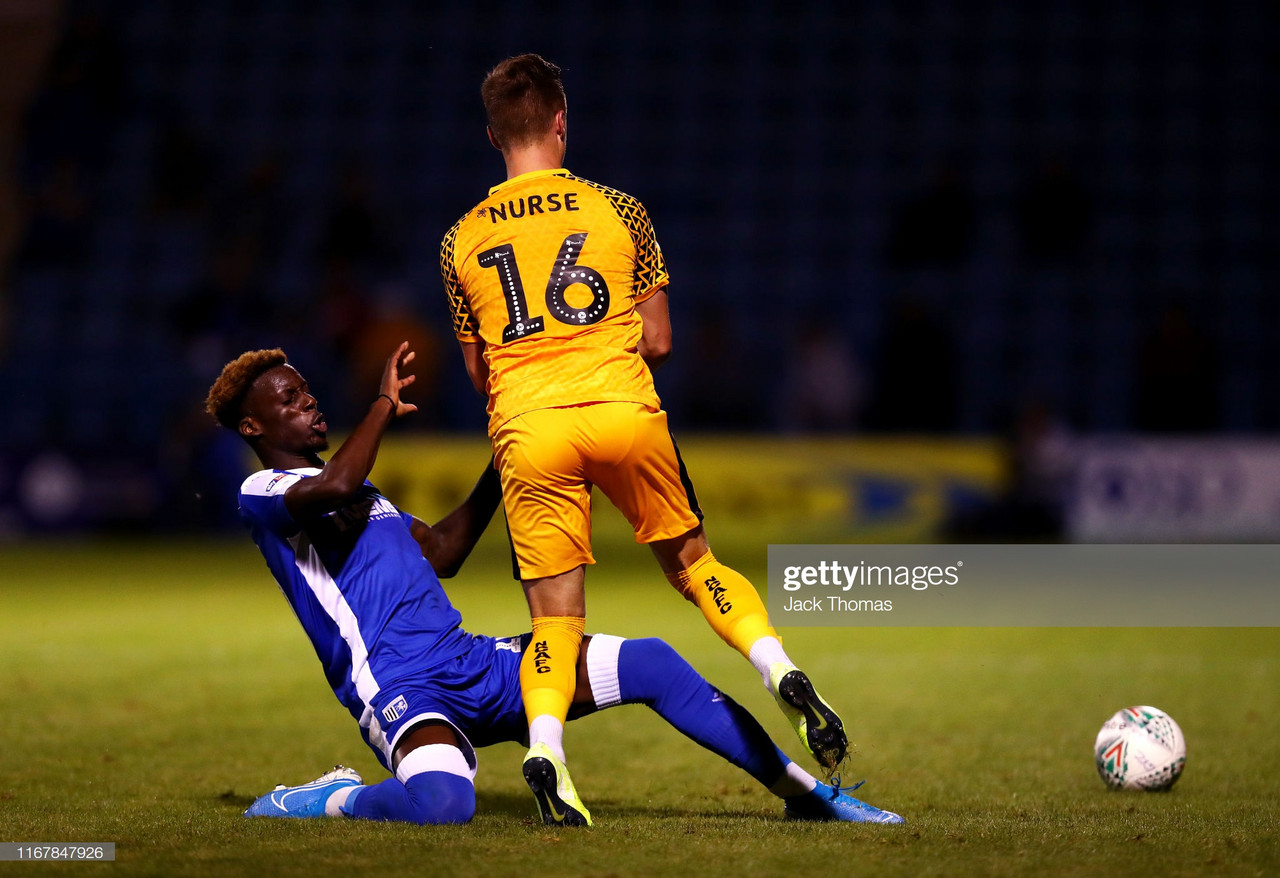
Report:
0,0,1273,533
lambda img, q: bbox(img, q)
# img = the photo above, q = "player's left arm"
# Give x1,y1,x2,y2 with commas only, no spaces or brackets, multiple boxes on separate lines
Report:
617,189,671,370
283,343,417,519
636,286,672,369
407,460,503,578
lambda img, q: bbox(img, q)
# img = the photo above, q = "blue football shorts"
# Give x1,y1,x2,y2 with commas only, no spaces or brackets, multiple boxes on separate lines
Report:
362,632,531,772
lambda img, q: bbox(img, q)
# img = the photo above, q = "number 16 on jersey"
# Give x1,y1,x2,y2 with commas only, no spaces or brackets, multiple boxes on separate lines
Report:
478,232,611,343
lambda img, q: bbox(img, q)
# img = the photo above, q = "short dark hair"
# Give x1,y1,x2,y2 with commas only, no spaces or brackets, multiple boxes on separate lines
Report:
481,53,566,149
205,348,287,429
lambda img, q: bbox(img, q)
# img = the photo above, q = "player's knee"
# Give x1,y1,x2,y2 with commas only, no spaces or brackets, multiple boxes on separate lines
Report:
664,568,698,602
661,546,714,602
404,771,476,825
619,636,694,700
626,636,680,666
396,742,477,825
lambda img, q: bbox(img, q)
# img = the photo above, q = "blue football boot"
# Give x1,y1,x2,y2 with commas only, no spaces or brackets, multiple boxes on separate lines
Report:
244,765,363,818
785,779,905,824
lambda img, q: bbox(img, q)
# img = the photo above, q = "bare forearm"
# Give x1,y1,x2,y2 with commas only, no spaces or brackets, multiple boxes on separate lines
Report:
414,462,503,577
462,339,490,396
313,396,396,497
636,287,672,369
639,340,671,370
285,342,417,517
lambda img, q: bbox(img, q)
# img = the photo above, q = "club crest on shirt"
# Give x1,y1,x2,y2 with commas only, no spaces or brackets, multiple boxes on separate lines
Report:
381,694,408,724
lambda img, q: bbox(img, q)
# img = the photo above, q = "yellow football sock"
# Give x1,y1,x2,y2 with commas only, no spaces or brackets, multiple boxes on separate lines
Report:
521,615,586,728
666,552,776,659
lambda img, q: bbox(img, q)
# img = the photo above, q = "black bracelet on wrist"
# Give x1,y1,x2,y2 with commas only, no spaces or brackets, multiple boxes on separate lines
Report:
377,393,396,411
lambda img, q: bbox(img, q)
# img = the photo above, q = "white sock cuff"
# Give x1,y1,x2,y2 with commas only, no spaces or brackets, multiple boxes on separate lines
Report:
769,761,819,799
325,784,360,817
528,715,566,763
747,636,790,686
584,633,625,709
395,743,476,783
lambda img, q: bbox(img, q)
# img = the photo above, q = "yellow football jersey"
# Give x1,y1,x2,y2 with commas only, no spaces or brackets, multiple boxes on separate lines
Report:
441,168,669,433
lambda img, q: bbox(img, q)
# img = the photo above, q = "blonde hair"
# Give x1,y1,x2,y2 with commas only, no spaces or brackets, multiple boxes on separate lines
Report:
205,348,287,429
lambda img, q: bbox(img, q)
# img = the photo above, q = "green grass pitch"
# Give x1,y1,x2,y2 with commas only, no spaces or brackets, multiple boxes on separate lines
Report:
1,528,1276,877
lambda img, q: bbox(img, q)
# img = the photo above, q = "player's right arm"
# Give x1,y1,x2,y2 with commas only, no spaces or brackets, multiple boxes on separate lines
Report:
441,219,491,397
460,338,489,397
283,343,418,519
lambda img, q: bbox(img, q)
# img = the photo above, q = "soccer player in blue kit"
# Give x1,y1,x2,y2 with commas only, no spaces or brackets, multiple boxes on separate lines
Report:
205,342,903,826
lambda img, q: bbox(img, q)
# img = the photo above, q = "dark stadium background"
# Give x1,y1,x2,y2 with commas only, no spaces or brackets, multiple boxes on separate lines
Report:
0,0,1273,536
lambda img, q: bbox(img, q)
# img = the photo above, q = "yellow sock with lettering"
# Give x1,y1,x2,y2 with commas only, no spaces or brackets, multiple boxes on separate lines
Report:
666,552,777,660
521,616,586,736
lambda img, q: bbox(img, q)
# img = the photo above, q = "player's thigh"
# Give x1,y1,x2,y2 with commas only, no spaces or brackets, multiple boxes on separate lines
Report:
460,635,533,748
493,409,595,578
584,404,701,544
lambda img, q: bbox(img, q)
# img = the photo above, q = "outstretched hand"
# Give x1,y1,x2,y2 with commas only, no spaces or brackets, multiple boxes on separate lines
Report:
380,341,419,417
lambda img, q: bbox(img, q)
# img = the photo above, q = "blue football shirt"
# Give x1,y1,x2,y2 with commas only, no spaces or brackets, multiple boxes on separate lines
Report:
238,467,475,739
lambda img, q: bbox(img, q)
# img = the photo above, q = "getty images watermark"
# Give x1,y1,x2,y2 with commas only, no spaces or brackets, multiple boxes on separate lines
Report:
767,544,1280,626
780,558,962,612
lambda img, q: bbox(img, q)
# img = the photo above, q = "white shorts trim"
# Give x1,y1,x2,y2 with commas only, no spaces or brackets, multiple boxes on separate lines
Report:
387,711,478,775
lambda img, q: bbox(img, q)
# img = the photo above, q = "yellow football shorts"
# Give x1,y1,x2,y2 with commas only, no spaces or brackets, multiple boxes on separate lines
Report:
492,402,703,580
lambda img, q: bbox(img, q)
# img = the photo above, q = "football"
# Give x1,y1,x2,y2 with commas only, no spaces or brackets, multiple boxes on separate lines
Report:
1094,706,1187,791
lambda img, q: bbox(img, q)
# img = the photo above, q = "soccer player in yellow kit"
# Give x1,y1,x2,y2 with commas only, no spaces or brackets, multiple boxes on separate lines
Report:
440,54,848,826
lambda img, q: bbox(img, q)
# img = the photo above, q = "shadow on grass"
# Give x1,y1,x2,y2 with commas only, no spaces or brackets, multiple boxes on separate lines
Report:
217,789,259,810
476,790,768,822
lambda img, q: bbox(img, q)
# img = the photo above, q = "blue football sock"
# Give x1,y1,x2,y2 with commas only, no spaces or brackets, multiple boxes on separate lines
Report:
616,637,790,789
340,771,475,825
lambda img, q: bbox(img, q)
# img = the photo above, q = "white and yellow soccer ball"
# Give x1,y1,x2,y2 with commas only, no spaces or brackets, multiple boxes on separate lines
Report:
1094,706,1186,791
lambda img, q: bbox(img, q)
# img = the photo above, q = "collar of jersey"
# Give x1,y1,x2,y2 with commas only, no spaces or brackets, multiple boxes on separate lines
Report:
279,466,322,476
488,167,570,197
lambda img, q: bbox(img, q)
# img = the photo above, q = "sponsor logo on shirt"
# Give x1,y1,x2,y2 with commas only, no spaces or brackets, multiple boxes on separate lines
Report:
329,494,401,531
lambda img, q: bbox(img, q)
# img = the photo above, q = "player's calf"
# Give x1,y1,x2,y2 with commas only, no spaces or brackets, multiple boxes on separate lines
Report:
246,744,478,825
342,743,477,825
340,771,475,825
